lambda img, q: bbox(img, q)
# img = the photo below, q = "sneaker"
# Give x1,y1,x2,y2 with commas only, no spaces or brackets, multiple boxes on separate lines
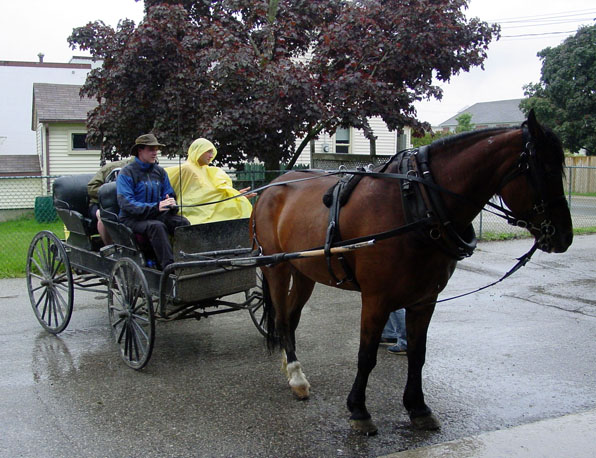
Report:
387,344,407,355
379,337,396,346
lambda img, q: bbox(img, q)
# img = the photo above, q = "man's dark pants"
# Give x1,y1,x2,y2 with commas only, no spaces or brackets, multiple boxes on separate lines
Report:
125,213,190,268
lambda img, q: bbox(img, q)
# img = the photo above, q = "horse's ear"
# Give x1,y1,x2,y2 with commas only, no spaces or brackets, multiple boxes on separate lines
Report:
526,109,544,139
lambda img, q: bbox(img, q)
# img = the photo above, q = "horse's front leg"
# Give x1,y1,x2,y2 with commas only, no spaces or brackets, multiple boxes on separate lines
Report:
403,302,441,430
346,299,389,436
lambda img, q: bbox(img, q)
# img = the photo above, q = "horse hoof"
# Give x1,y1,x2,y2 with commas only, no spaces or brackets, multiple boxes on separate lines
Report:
410,413,441,430
290,384,310,400
349,418,378,436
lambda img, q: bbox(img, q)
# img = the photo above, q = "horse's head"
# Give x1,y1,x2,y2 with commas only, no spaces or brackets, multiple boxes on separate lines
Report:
497,110,573,253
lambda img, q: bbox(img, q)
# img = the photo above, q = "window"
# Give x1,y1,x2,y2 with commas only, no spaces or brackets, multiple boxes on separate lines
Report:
71,133,100,151
335,127,350,154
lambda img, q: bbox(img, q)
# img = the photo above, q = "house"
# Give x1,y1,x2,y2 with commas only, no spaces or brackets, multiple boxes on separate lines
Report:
437,99,525,133
31,82,411,174
304,120,412,169
31,82,183,178
32,83,101,176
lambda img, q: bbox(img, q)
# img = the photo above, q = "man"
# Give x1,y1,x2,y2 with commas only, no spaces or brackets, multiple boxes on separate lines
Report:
87,156,135,244
116,134,190,269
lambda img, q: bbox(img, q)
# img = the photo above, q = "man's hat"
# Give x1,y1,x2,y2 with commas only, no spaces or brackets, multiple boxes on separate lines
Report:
130,133,165,155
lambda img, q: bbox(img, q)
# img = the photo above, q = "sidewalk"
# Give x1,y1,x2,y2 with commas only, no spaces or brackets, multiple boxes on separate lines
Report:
383,408,596,458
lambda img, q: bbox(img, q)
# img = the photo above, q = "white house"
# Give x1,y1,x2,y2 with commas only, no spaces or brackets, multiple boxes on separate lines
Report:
31,82,184,178
302,121,411,169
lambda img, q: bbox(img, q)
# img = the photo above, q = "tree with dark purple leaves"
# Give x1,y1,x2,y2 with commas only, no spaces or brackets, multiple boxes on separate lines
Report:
69,0,499,169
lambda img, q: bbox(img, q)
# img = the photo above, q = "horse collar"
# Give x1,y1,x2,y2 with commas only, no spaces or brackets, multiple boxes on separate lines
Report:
399,147,477,260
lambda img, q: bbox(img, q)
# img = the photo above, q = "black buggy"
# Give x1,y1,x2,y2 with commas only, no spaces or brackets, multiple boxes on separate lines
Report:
26,174,266,370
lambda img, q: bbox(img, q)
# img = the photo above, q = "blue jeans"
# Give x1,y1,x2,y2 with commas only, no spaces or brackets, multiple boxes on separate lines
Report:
382,309,407,349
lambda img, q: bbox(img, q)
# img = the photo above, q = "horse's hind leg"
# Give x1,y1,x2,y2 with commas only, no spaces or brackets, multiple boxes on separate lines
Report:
403,303,441,430
265,264,315,399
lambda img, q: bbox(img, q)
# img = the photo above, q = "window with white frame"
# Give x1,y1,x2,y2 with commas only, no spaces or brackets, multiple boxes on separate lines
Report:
71,132,100,151
335,127,351,153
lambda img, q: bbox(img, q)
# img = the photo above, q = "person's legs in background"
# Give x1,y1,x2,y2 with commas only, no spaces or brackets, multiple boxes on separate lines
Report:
386,308,407,355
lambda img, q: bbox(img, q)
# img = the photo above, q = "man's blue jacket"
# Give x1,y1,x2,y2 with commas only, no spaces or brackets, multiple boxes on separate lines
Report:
116,158,176,221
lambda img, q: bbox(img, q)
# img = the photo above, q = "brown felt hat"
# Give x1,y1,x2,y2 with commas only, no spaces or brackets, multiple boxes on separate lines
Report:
130,133,165,155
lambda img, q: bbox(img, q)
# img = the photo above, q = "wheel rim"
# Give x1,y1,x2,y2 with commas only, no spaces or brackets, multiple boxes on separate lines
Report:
26,231,73,334
108,259,155,369
247,268,268,337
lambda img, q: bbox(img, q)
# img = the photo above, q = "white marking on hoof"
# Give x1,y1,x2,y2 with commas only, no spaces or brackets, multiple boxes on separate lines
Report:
286,361,310,399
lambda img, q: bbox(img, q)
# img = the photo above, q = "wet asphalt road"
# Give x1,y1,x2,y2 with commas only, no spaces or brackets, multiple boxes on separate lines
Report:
1,235,595,457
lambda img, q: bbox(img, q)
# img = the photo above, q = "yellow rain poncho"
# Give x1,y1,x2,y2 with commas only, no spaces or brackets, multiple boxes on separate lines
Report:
165,138,252,225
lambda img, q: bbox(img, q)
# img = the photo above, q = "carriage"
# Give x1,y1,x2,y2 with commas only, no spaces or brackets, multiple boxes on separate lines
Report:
26,111,574,435
26,173,267,370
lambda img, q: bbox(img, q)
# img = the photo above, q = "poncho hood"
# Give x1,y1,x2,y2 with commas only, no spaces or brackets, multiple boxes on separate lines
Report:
188,138,217,166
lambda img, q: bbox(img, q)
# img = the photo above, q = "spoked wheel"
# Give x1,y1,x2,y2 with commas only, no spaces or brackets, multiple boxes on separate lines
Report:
26,231,74,334
107,258,155,370
246,268,268,337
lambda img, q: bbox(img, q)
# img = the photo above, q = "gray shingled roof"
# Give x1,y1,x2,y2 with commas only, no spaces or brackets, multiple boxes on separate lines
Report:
0,155,41,175
32,83,97,129
439,99,525,127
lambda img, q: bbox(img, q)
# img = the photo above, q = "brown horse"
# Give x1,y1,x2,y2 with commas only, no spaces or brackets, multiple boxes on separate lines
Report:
250,110,573,435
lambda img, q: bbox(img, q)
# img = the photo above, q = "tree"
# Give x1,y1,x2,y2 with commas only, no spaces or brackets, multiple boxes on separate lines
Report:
455,113,474,133
69,0,499,169
521,24,596,155
412,130,450,148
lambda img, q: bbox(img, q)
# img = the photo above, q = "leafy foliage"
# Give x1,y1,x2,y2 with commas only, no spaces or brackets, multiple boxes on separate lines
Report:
521,25,596,155
69,0,499,168
412,130,450,148
455,112,474,133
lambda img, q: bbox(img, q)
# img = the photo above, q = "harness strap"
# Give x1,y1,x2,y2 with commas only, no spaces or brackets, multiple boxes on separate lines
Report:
324,176,360,289
413,147,478,259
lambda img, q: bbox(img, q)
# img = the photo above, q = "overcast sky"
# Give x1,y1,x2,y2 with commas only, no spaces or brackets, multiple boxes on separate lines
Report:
1,0,595,126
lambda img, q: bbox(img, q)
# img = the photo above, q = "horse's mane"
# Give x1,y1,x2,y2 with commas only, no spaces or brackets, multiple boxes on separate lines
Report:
429,126,515,151
428,124,565,175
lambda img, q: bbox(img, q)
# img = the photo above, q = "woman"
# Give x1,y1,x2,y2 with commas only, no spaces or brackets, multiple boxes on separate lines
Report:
165,138,253,225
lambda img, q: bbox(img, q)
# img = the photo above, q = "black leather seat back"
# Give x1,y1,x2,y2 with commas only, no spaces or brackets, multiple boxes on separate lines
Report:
98,182,119,222
52,174,97,250
98,181,145,253
53,174,93,215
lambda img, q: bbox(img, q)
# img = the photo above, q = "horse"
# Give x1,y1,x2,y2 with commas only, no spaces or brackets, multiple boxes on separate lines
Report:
249,110,573,435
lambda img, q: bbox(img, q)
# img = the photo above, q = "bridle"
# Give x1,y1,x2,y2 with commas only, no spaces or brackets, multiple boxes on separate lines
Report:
486,124,568,251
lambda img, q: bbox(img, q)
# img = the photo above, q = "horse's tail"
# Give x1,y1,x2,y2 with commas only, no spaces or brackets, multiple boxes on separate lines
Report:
261,273,280,351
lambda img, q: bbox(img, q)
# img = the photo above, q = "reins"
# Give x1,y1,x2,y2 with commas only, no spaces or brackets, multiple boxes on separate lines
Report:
435,239,540,303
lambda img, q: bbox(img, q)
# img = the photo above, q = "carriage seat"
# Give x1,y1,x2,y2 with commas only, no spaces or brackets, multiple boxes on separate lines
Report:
98,182,153,256
53,174,98,250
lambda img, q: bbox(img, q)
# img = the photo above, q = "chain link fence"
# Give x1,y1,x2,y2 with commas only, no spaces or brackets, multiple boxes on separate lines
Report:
2,166,595,277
